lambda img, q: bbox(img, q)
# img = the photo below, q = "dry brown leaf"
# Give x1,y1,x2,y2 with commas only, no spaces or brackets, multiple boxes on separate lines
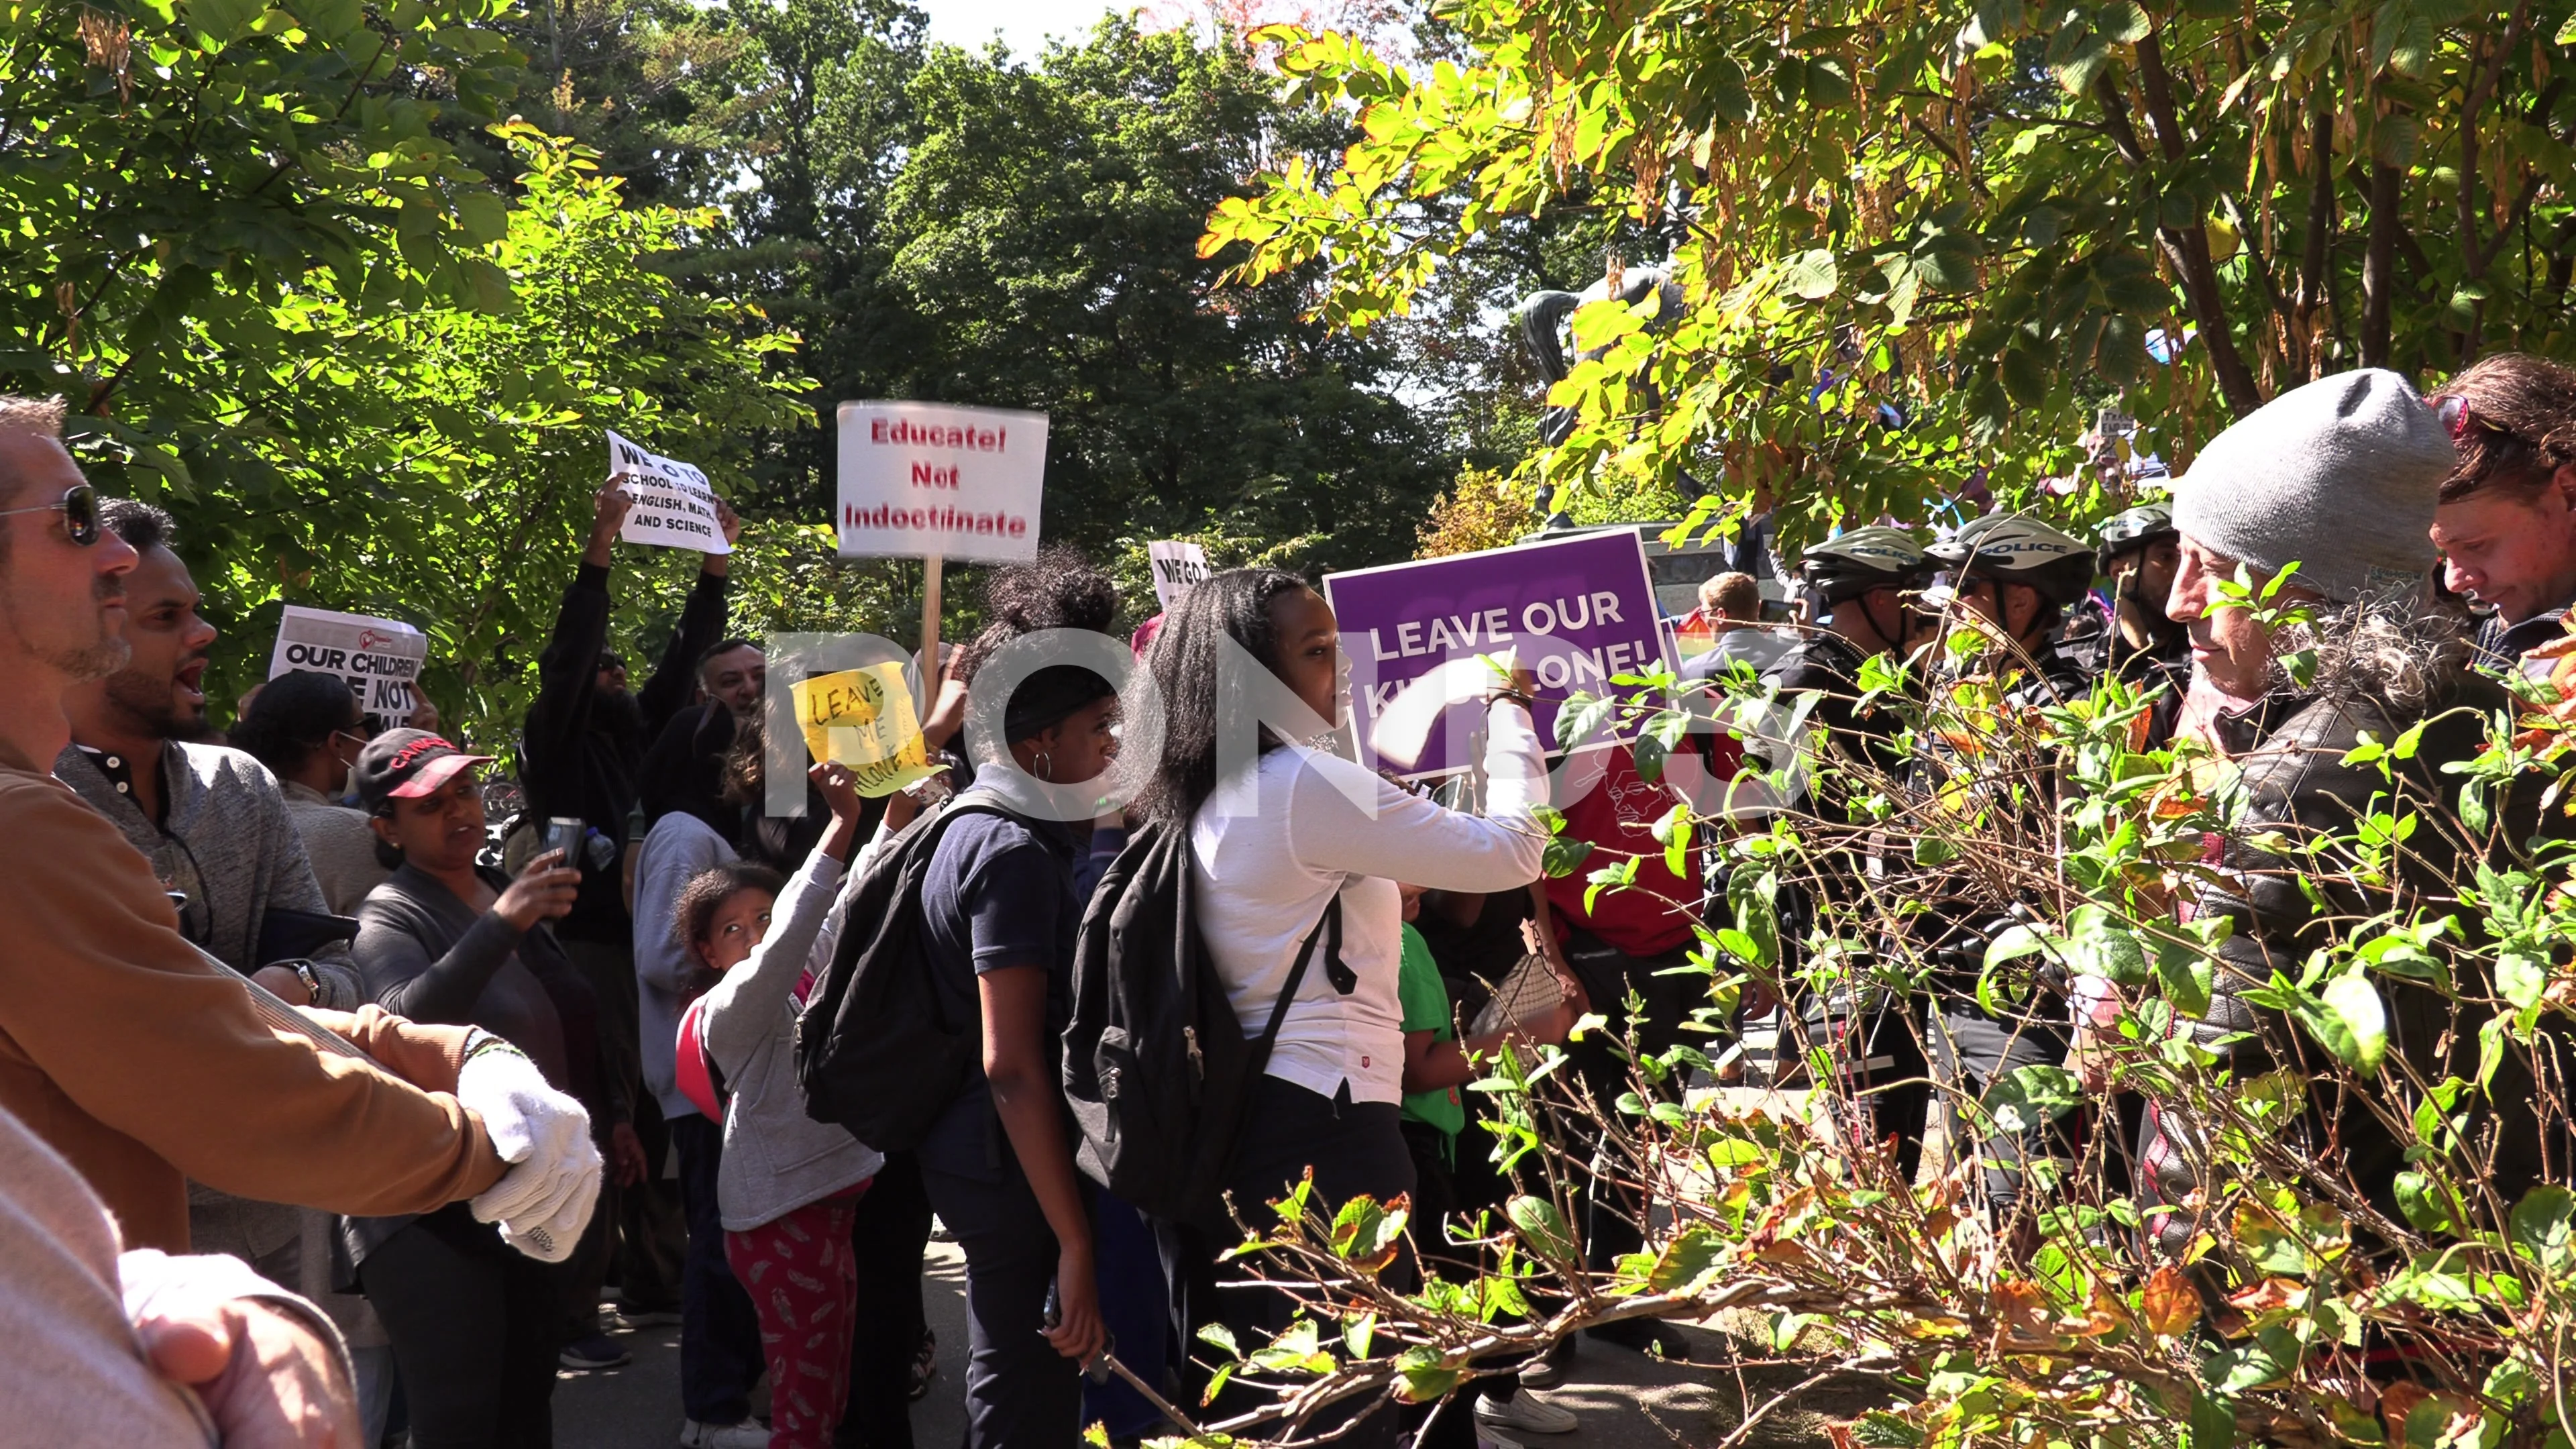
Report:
2141,1265,2200,1338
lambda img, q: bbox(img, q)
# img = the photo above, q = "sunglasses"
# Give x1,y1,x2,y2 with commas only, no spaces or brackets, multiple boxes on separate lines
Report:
2432,394,2475,443
0,483,101,546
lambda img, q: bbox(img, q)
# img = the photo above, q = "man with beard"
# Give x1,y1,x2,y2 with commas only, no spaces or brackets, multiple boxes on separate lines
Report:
521,477,738,1369
56,498,359,1010
0,398,601,1436
54,496,394,1342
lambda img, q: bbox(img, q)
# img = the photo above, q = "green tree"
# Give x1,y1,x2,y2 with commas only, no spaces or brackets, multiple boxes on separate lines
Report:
1204,1,2576,543
0,0,525,486
146,125,807,744
716,16,1458,604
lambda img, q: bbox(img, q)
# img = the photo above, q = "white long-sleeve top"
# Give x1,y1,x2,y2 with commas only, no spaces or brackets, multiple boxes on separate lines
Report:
696,843,883,1230
1190,699,1548,1104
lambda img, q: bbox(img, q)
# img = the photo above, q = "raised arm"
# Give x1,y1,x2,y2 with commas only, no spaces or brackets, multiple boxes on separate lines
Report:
698,847,846,1072
702,762,865,1071
1287,699,1548,892
522,485,631,798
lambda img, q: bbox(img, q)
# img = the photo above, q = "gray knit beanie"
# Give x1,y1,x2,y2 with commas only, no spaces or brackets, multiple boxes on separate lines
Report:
2168,368,2454,603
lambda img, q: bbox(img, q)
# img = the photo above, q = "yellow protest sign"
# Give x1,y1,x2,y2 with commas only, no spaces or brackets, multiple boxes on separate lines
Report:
790,664,941,797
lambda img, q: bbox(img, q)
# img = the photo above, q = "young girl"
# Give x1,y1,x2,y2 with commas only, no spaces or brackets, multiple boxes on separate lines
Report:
676,759,881,1449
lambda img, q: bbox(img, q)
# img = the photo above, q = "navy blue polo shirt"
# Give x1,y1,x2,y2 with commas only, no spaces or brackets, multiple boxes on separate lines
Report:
914,807,1081,1181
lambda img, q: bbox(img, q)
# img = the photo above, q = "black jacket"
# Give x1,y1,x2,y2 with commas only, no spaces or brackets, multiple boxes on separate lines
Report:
2142,669,2538,1253
519,562,729,942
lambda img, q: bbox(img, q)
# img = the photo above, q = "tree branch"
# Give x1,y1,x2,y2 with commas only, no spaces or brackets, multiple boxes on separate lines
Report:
2294,101,2334,380
2123,30,2265,414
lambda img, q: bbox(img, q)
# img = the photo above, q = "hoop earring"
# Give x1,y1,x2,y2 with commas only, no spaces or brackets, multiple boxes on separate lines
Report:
1034,751,1053,782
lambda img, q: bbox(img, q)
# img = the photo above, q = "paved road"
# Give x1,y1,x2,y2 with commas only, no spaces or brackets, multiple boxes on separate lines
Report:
557,1240,972,1449
552,1236,1858,1449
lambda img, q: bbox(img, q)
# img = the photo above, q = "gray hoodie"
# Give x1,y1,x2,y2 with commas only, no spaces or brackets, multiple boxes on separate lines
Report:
697,842,883,1231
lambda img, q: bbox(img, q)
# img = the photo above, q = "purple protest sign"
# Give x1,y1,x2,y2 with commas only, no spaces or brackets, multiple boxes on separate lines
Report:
1324,531,1671,777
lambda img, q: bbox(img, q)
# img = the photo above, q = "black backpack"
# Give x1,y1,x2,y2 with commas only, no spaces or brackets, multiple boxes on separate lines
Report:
1061,818,1346,1234
795,790,1025,1152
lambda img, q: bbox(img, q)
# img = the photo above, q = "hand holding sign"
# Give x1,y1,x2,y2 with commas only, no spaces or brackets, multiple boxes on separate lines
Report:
608,431,731,555
790,665,942,798
586,480,637,566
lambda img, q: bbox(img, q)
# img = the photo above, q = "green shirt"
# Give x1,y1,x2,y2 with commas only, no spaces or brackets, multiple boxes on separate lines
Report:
1396,924,1467,1144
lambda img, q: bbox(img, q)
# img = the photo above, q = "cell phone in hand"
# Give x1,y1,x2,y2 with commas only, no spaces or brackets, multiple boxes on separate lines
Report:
542,816,585,863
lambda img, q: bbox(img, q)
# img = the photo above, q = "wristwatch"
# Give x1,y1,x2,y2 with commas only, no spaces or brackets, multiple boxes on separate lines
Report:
287,959,323,1003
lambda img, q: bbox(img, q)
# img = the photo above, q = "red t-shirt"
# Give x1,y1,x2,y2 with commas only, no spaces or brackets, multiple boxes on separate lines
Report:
1544,746,1717,957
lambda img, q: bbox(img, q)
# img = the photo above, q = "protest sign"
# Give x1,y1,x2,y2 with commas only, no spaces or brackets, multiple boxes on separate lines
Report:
1145,539,1212,609
1323,531,1668,778
790,663,941,798
607,430,731,555
269,606,430,734
835,401,1047,566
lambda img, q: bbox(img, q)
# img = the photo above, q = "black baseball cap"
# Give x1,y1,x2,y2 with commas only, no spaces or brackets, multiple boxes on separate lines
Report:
354,729,495,812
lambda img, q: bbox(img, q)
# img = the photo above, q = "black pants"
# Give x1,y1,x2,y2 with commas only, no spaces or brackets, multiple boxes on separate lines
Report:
1561,931,1693,1271
1936,1005,2074,1218
360,1205,558,1449
839,1151,934,1449
1167,1078,1415,1449
557,936,650,1341
619,1093,688,1311
1860,996,1935,1188
671,1112,763,1426
1399,1120,1513,1449
922,1152,1082,1449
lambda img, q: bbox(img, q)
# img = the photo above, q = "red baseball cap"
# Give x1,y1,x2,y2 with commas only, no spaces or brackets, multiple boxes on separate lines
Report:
354,729,496,810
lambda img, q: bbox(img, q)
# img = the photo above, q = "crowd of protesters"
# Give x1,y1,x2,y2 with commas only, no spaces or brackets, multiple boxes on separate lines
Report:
1,349,2573,1449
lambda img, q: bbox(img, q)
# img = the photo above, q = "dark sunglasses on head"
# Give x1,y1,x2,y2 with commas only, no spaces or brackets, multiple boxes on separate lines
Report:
0,483,101,546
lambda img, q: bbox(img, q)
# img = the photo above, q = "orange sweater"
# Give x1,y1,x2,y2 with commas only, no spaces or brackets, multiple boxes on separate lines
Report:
0,749,506,1252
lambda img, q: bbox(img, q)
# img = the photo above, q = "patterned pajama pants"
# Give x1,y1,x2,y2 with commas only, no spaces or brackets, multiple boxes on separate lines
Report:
727,1195,863,1449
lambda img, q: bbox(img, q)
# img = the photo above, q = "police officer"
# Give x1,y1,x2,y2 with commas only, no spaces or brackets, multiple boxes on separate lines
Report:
1923,513,2100,705
2093,506,2184,667
1724,528,1941,1181
1913,513,2100,1238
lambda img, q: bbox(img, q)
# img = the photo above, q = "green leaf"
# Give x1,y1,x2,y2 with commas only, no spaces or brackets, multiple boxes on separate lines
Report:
2154,938,2215,1018
1784,248,1838,299
1330,1193,1409,1273
1643,1224,1727,1291
189,0,263,41
1394,1345,1460,1404
1980,1063,2085,1136
2187,1390,2236,1448
2498,952,2547,1012
1554,694,1617,751
2204,1330,2290,1394
1982,923,2049,972
2510,1185,2575,1273
2395,1171,2457,1234
1542,837,1595,878
1248,1318,1336,1375
1507,1195,1578,1262
2288,975,2387,1073
2318,974,2388,1073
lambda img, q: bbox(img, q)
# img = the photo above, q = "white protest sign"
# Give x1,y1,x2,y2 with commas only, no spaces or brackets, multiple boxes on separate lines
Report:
1145,540,1211,609
835,401,1046,565
608,429,730,555
269,606,430,734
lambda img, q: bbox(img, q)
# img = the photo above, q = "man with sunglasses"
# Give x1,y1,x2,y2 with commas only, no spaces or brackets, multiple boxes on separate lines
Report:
0,396,602,1422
